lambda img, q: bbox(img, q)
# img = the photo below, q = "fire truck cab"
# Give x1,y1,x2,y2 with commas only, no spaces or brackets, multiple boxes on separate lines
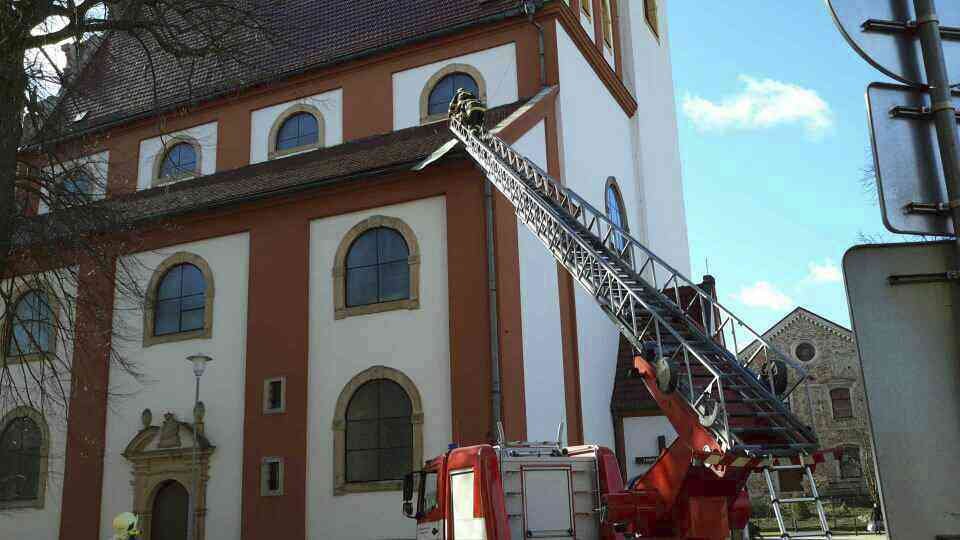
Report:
402,442,630,540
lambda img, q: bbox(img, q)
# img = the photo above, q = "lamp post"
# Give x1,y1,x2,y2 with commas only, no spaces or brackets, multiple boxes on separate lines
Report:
186,354,211,540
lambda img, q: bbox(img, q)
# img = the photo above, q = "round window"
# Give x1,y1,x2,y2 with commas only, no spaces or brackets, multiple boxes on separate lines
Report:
795,342,816,362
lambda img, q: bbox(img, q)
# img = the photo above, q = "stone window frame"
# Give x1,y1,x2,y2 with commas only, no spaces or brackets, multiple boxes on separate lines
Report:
263,376,286,415
333,215,421,320
142,252,215,347
601,0,614,48
419,63,487,125
151,136,203,187
1,284,61,367
332,365,424,496
261,457,284,496
0,406,50,510
793,340,818,363
268,103,326,160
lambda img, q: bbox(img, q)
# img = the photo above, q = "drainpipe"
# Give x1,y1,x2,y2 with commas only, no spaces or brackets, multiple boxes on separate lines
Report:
522,0,547,87
485,179,503,439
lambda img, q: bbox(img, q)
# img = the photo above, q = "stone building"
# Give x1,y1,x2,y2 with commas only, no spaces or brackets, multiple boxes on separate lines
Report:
746,307,877,503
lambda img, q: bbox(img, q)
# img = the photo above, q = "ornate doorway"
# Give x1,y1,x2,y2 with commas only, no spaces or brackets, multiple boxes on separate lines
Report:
150,481,189,540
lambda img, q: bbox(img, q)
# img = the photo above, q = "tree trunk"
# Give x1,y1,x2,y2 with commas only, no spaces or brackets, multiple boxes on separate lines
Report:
0,47,27,278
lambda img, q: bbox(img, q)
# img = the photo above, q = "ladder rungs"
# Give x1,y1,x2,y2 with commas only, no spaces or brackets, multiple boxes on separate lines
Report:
780,496,817,504
769,463,807,471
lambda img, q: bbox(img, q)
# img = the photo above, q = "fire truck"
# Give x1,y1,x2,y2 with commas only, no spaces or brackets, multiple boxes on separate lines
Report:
400,92,836,540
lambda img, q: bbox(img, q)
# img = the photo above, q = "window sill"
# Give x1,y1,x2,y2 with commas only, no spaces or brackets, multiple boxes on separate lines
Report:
0,498,43,510
335,298,419,320
143,327,212,347
335,480,402,496
269,144,321,160
3,352,52,365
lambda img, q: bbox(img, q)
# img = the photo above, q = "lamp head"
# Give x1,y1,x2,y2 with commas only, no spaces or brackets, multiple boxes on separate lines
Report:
187,354,212,377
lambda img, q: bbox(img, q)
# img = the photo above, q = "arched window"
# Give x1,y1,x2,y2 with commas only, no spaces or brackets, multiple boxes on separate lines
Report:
332,366,423,495
0,408,48,508
839,445,862,479
6,290,54,358
345,379,412,484
154,263,206,336
605,177,629,253
601,0,614,46
144,253,215,346
427,72,479,117
275,112,320,153
830,388,853,419
158,142,199,181
334,216,421,319
346,228,410,308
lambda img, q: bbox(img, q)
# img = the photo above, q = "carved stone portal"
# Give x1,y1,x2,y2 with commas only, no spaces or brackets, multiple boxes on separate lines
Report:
123,409,215,540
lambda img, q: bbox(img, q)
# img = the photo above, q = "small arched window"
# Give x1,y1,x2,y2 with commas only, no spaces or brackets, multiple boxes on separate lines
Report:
154,263,207,337
346,228,410,308
275,112,320,153
345,379,413,483
158,142,198,180
605,178,629,253
0,410,46,507
427,72,479,117
830,388,853,420
6,290,54,358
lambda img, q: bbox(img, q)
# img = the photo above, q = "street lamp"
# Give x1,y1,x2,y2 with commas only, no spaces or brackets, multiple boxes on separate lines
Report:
186,354,211,540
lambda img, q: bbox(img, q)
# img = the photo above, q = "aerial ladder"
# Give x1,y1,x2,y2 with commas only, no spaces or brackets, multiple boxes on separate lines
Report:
402,92,835,540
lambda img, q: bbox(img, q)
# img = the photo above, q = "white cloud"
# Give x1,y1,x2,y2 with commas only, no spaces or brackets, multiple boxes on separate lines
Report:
733,281,794,310
805,259,842,284
682,75,833,137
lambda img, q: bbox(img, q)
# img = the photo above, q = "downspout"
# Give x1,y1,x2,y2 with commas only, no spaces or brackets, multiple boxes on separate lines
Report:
522,0,547,87
485,179,503,440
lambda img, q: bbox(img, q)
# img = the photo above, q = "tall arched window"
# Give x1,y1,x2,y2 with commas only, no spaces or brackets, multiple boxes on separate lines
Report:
346,227,410,308
144,253,215,346
605,177,629,253
345,379,413,484
830,388,853,419
275,112,320,153
154,263,206,336
332,366,423,495
6,290,54,358
427,72,479,117
0,409,47,508
158,142,199,181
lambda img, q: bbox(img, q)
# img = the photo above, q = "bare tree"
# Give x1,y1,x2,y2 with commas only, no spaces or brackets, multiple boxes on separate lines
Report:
0,1,272,500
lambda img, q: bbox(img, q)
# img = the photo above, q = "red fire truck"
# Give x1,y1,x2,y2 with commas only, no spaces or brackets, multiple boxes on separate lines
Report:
401,93,836,540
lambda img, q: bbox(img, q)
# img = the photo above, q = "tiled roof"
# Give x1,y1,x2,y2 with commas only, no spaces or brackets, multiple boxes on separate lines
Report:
61,0,522,132
104,101,523,222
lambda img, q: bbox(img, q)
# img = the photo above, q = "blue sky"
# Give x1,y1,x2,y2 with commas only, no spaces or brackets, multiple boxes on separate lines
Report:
668,1,901,333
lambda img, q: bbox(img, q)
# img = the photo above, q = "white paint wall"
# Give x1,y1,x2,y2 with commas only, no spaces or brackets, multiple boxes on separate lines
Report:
100,233,249,540
249,88,344,164
0,271,76,540
307,197,452,540
622,416,676,482
619,0,691,276
392,44,518,131
39,150,109,215
512,121,567,443
136,122,218,190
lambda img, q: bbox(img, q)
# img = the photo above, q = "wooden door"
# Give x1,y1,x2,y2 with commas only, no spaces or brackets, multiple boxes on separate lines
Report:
151,480,189,540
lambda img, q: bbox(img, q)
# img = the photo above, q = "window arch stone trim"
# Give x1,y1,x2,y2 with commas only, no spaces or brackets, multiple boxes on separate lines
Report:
331,366,424,496
0,406,50,510
419,63,488,125
1,282,61,366
332,215,421,320
142,252,215,347
268,103,326,160
151,135,203,187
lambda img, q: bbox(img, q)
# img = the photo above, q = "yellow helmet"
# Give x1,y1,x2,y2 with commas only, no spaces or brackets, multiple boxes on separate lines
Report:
112,512,141,540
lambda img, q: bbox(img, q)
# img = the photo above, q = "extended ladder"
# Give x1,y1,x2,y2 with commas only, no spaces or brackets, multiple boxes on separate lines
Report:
448,109,818,458
762,462,832,539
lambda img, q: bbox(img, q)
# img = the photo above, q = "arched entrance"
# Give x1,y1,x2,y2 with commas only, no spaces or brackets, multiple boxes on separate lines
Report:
151,480,189,540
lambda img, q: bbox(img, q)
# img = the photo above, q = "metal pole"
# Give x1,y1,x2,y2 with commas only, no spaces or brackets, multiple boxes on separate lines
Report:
188,374,199,540
913,0,960,366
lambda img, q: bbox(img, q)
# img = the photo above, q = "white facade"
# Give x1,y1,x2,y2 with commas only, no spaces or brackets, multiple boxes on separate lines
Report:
136,122,219,190
99,233,250,540
249,88,344,164
392,43,519,131
512,121,568,443
622,416,677,482
306,196,452,540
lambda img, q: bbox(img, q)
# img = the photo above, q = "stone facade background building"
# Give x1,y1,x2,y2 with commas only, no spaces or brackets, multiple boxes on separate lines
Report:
746,308,877,504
